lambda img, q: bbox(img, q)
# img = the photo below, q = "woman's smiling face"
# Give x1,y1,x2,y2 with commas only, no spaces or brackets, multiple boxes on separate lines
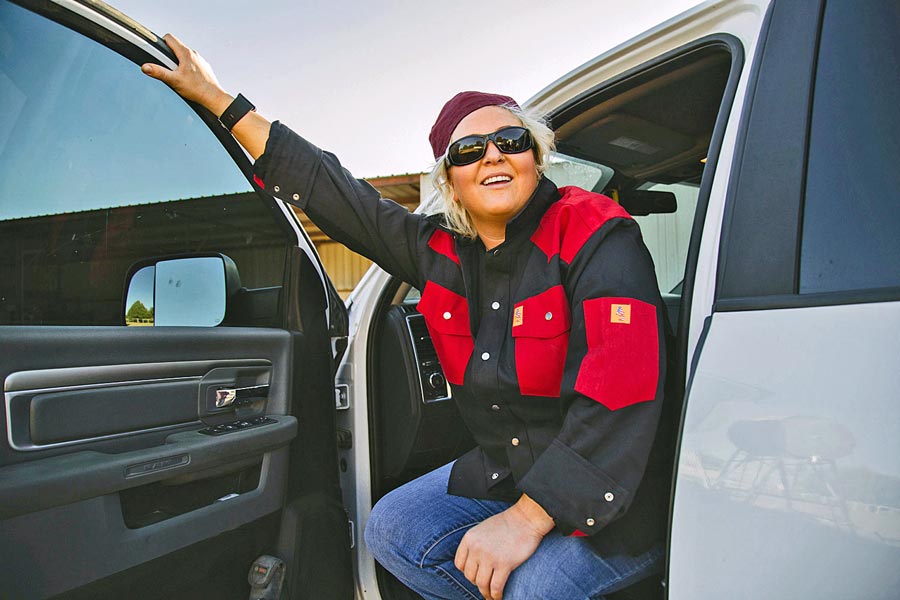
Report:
447,106,539,241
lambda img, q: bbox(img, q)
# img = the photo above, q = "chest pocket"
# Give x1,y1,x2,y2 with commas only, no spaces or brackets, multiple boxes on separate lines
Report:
512,285,571,397
417,281,474,386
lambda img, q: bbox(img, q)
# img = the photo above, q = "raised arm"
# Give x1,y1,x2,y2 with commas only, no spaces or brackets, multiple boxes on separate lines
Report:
141,34,270,159
141,34,427,287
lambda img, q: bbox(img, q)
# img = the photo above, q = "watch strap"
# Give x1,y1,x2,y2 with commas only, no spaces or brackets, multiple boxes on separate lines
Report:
219,94,256,131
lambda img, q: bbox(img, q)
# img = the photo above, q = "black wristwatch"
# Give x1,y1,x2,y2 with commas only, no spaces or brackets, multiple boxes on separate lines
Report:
219,93,255,132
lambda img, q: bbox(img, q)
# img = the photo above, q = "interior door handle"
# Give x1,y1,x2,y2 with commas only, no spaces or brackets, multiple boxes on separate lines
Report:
215,384,270,408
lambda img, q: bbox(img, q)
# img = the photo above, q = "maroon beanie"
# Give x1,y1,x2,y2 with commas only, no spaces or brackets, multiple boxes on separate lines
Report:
429,91,521,160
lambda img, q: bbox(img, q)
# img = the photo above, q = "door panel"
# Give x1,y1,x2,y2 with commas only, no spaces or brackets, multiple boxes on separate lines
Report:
0,2,349,598
0,327,299,598
670,303,900,599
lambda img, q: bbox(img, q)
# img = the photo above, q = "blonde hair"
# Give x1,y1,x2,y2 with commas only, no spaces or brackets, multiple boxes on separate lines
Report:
427,105,556,239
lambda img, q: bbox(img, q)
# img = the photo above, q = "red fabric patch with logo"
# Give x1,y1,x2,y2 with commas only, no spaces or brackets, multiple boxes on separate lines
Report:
512,285,571,397
575,297,658,410
426,229,460,265
417,281,473,385
531,187,630,263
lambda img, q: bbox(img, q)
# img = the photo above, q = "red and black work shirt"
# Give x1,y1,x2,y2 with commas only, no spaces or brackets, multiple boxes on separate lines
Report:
254,122,670,556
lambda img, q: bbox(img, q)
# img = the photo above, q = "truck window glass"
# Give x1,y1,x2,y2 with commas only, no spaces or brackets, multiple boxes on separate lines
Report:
0,1,289,325
550,46,732,300
799,0,900,294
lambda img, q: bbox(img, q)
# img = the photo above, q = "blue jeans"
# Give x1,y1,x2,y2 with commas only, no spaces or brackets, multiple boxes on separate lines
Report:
364,462,663,600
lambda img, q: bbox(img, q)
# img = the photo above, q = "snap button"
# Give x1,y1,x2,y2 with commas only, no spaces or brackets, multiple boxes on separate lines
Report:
491,301,500,310
604,492,615,502
490,404,501,411
491,473,499,480
443,312,451,320
492,249,501,256
481,352,490,361
511,437,520,447
292,193,300,200
586,518,596,527
545,311,553,320
273,185,280,192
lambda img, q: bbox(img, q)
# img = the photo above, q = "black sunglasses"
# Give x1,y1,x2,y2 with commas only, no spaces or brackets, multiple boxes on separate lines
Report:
445,126,534,166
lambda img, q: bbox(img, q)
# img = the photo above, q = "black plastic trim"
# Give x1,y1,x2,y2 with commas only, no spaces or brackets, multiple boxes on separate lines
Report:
13,378,201,448
716,0,826,300
5,358,271,392
366,276,405,504
0,415,297,519
715,286,900,312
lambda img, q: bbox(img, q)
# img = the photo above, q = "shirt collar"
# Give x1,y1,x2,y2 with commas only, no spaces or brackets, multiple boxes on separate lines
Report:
504,176,560,241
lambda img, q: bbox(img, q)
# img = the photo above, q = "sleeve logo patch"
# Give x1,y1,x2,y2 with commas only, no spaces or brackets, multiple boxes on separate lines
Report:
513,305,524,327
611,303,631,324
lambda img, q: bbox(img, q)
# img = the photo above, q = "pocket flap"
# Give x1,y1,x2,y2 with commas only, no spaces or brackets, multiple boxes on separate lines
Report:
417,281,471,336
575,296,659,410
511,285,571,339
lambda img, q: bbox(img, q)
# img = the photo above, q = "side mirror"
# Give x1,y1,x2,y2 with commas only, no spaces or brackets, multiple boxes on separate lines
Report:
123,254,241,326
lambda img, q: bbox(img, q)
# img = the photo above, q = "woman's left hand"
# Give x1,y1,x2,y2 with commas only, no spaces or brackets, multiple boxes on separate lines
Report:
454,494,554,600
141,34,231,114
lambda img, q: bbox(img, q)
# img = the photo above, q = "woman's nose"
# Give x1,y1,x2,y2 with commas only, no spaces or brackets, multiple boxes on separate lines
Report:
482,141,504,163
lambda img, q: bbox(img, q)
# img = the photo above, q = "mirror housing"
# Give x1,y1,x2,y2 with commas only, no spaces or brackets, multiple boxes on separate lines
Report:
619,190,677,216
123,254,241,327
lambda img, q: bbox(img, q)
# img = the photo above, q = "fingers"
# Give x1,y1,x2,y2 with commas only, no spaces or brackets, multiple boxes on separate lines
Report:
490,569,510,600
453,534,466,566
463,555,479,588
161,33,190,64
139,33,183,85
456,537,507,600
140,62,170,84
475,564,495,600
475,565,509,600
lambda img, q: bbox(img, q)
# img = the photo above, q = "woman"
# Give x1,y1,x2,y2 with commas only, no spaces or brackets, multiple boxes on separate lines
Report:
143,34,669,600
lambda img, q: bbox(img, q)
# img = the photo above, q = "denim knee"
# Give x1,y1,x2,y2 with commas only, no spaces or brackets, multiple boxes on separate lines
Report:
364,495,396,566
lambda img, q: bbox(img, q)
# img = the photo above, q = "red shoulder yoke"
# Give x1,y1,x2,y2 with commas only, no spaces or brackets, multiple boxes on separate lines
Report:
530,186,631,263
427,229,460,265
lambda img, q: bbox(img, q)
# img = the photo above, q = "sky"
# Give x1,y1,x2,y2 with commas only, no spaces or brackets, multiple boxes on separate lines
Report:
114,0,704,178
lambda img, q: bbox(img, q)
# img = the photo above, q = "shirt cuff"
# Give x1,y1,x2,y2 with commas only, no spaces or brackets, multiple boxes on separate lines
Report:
252,121,323,210
517,438,629,535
